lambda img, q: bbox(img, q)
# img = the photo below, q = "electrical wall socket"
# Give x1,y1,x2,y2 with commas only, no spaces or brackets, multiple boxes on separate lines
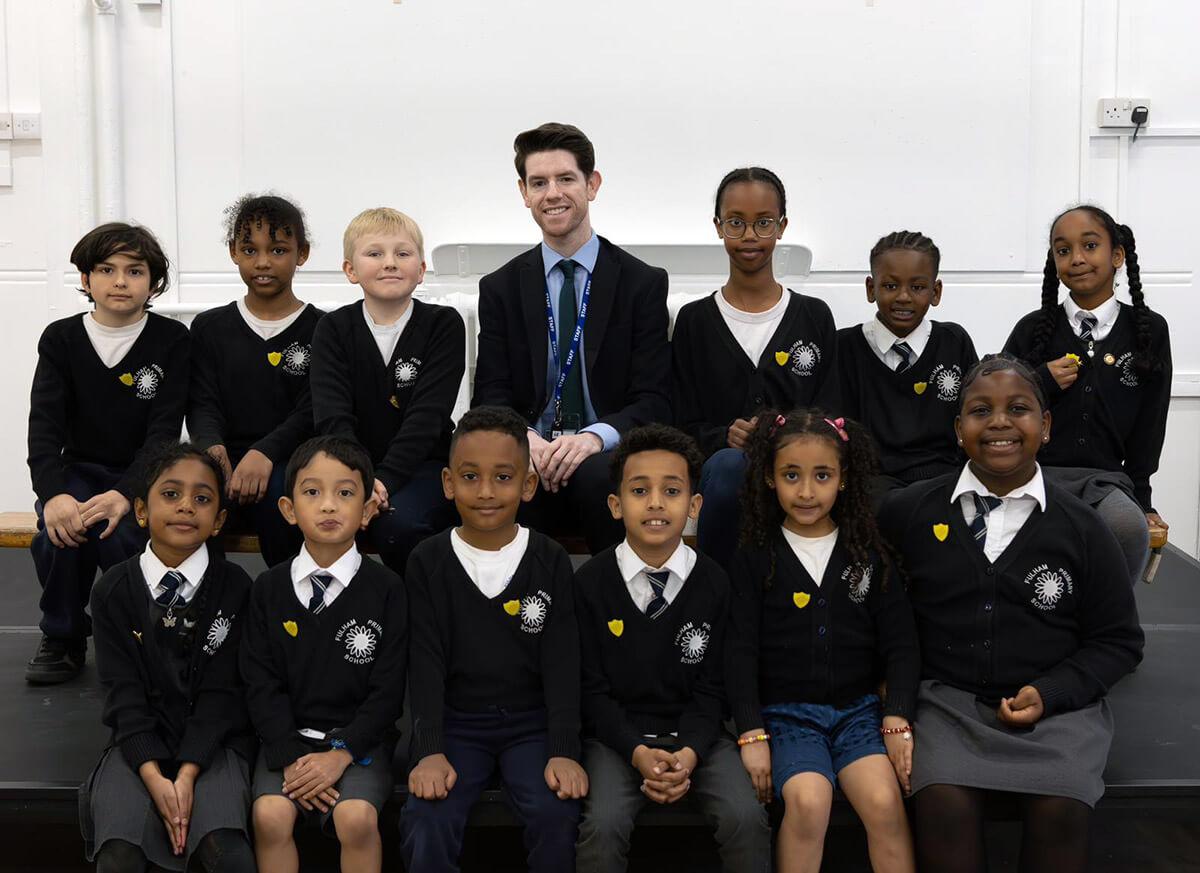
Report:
12,113,40,140
1098,98,1151,128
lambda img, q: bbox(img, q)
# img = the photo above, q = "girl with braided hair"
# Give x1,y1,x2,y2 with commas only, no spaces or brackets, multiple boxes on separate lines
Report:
726,408,918,873
1004,206,1172,584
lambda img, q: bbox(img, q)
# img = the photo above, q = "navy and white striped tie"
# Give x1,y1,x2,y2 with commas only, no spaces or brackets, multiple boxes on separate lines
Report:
155,571,186,609
1079,314,1098,342
645,570,670,620
969,494,1003,544
308,572,333,614
893,341,915,372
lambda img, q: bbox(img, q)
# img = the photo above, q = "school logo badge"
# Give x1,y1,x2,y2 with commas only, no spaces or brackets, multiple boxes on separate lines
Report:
787,340,821,377
1022,563,1074,611
932,523,950,542
281,342,311,376
203,612,233,656
913,382,928,395
1115,352,1138,387
283,620,298,637
519,591,551,634
267,351,282,367
336,619,381,664
843,565,873,604
774,351,790,366
793,591,811,609
394,357,422,388
675,621,711,665
929,364,963,402
607,619,624,638
131,364,163,400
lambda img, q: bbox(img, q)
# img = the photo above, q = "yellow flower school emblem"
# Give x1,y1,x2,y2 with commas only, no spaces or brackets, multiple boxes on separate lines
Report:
607,619,624,637
793,592,811,609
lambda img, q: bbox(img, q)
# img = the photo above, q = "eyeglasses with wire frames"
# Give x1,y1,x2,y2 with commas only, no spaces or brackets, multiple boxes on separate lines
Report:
717,216,784,239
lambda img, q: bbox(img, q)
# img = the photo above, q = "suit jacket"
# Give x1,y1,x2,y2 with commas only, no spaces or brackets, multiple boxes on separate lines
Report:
472,236,671,435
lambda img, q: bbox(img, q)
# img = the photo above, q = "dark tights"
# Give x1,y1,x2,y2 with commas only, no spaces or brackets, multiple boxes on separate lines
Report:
913,784,1091,873
94,830,255,873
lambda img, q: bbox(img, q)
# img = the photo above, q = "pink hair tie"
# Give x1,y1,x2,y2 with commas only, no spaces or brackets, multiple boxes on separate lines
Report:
824,417,849,442
768,413,787,436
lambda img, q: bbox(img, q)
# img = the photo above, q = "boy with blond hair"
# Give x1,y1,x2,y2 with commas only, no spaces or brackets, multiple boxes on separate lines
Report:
310,207,465,573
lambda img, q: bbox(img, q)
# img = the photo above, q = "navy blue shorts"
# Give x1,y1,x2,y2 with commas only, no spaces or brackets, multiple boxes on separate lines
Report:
762,695,886,791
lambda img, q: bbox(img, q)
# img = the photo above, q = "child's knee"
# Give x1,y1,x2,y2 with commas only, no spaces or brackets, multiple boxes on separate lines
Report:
333,799,380,846
857,782,907,829
252,795,297,842
780,778,832,833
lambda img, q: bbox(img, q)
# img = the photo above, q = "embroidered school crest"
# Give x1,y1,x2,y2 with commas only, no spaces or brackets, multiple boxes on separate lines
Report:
675,621,711,665
607,619,624,637
130,364,163,400
842,564,873,604
281,342,311,376
1022,563,1074,611
203,612,233,656
336,619,382,664
786,340,821,376
519,590,552,634
394,357,422,388
1115,352,1138,387
929,364,963,402
267,351,282,367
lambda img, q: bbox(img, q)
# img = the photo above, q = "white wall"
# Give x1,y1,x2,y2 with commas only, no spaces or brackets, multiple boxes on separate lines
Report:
1,0,1198,552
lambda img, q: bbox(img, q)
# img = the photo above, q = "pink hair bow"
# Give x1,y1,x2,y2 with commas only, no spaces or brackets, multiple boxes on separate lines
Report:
824,417,849,442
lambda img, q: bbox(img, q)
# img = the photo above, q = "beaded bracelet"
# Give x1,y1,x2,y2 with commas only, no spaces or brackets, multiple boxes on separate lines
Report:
879,725,913,741
737,733,770,747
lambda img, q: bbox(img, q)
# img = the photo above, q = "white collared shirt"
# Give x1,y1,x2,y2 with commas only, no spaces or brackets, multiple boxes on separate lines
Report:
290,543,362,610
1063,295,1120,342
450,526,530,599
614,538,696,613
140,542,209,604
780,526,839,587
861,316,932,371
713,287,790,365
950,463,1047,563
83,312,148,368
362,300,414,365
236,299,308,340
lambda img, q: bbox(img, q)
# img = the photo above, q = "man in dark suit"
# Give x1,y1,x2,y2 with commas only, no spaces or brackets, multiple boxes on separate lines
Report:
473,122,670,552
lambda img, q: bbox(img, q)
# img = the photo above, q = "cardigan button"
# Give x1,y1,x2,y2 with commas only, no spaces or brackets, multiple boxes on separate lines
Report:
1078,437,1086,445
985,567,995,576
984,602,993,612
1084,386,1093,393
983,640,991,649
817,598,826,607
818,626,826,636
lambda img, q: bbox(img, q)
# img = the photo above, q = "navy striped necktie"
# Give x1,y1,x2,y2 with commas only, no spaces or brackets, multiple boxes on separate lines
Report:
969,494,1003,544
155,570,186,609
893,340,914,372
645,570,670,619
309,571,333,614
1079,314,1098,342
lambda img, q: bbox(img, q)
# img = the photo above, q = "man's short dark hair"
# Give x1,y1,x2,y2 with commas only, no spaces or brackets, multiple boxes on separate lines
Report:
71,222,171,304
285,435,374,498
609,425,705,492
451,406,531,463
513,122,595,180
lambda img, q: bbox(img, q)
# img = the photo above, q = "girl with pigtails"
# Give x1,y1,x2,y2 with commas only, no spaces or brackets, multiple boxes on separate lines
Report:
725,409,919,873
1004,205,1172,584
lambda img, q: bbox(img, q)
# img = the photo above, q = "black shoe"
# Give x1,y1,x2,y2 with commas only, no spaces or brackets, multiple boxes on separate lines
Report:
25,635,86,685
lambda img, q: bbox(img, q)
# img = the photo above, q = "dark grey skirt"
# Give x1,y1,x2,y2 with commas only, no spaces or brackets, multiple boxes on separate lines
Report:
79,747,251,870
1042,466,1136,507
910,680,1114,807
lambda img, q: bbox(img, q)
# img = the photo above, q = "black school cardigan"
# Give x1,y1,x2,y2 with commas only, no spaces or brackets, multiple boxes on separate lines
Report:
575,547,728,763
310,299,465,495
671,290,841,458
90,548,254,771
878,473,1144,715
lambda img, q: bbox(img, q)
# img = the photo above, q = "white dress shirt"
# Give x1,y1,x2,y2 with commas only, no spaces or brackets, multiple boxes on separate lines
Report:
140,541,209,604
861,315,932,370
951,463,1047,563
290,543,362,610
1063,294,1120,342
614,538,696,613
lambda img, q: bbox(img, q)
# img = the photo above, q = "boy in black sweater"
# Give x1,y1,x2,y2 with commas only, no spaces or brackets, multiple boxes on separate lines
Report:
401,406,586,873
310,207,464,575
27,222,188,684
188,194,320,567
836,231,978,497
574,425,769,873
241,436,407,873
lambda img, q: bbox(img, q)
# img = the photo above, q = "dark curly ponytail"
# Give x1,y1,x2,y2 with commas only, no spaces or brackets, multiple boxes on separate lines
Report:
1117,223,1159,377
1027,249,1062,366
738,408,898,589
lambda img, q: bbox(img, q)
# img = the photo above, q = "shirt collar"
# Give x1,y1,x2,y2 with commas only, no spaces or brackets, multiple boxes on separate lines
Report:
1063,294,1119,332
140,542,210,597
614,538,694,584
290,543,362,589
541,232,599,279
950,462,1046,511
862,314,932,358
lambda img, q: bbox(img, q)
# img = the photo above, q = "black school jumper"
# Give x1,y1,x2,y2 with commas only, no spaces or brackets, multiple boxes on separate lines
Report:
1004,303,1172,511
575,547,728,763
878,474,1144,714
187,301,322,464
837,320,978,482
239,558,408,769
671,290,841,458
406,529,582,762
725,533,919,735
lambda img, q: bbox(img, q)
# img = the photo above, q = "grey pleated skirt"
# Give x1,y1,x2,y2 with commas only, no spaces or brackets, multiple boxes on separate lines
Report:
909,680,1114,807
79,746,251,870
